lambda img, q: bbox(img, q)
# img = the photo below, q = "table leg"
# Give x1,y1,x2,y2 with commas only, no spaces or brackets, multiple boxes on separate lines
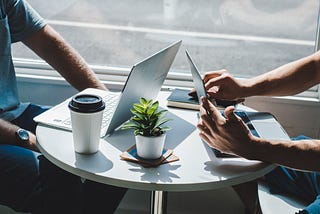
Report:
151,190,168,214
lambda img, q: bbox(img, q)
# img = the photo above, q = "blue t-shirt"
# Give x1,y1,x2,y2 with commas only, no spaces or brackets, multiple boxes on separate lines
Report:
0,0,46,121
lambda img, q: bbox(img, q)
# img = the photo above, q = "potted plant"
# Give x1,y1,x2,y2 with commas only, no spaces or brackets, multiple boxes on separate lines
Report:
121,98,171,159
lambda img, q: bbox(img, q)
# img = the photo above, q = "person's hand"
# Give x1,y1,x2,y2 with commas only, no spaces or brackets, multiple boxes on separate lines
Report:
188,69,245,105
188,88,197,99
188,69,230,100
197,97,258,159
203,69,246,101
24,132,40,152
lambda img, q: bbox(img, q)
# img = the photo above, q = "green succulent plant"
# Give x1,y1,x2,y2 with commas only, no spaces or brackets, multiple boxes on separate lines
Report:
121,98,171,137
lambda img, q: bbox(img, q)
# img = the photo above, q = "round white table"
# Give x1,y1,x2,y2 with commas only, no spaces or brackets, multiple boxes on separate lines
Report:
36,91,275,214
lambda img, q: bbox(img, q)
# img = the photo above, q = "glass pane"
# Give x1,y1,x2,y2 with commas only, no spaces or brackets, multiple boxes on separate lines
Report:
12,0,319,78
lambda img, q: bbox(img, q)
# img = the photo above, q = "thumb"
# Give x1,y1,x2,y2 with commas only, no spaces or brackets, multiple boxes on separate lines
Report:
224,106,238,122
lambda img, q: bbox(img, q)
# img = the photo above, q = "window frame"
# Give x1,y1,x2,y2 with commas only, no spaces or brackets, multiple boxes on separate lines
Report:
13,57,195,90
13,54,320,101
14,3,320,101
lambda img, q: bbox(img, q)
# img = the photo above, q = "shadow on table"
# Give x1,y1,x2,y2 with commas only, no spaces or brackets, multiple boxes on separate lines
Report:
105,111,196,152
74,151,113,173
128,163,182,183
201,139,269,178
204,158,269,177
103,110,193,182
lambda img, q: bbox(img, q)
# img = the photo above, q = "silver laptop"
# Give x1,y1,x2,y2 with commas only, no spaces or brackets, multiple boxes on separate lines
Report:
34,40,182,137
185,49,290,156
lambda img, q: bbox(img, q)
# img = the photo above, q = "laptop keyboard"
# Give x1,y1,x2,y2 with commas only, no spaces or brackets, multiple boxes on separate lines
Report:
62,93,120,130
101,93,120,129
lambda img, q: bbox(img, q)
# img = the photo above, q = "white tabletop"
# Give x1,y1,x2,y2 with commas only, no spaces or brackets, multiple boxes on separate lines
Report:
36,91,275,192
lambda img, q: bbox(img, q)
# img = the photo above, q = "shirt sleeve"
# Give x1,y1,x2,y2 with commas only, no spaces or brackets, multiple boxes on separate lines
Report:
6,0,47,43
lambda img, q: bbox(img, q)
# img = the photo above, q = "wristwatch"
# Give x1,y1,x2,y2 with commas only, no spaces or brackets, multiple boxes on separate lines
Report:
15,128,30,144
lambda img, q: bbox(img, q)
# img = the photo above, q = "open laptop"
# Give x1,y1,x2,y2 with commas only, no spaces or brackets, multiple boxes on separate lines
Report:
185,49,290,157
34,40,182,137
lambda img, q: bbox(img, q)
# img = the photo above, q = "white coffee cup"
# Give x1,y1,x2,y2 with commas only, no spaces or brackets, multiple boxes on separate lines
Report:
68,94,105,154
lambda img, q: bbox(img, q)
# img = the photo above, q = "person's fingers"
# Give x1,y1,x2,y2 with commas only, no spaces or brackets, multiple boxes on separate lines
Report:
224,106,251,134
199,103,209,118
188,88,197,99
204,74,227,92
203,69,228,83
200,99,214,119
201,97,225,125
197,124,211,136
200,98,216,122
199,109,218,133
204,76,230,100
199,131,216,149
197,123,204,130
224,106,239,122
199,132,211,145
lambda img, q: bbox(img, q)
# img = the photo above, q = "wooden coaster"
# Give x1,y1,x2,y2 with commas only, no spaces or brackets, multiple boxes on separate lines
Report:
120,144,179,167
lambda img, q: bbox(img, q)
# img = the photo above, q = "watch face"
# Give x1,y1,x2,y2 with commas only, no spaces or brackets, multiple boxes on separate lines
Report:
17,129,29,141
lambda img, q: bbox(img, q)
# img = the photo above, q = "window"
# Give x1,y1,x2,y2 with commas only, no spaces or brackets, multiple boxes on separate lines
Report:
12,0,320,98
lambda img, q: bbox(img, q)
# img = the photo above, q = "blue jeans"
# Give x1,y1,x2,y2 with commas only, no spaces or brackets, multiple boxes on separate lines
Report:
265,135,320,214
0,104,127,214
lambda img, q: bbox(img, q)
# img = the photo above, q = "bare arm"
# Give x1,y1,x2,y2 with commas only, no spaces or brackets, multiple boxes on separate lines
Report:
254,137,320,172
22,25,107,91
243,51,320,97
204,51,320,100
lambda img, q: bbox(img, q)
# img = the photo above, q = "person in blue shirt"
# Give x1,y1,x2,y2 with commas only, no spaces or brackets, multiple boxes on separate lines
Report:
195,51,320,213
0,0,126,213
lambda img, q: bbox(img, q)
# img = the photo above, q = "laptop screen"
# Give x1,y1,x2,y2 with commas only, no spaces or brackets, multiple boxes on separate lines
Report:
186,50,208,102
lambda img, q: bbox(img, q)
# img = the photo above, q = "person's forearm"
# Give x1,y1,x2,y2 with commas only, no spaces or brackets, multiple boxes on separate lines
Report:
0,119,19,146
0,119,38,151
251,138,320,172
242,51,320,97
23,25,106,91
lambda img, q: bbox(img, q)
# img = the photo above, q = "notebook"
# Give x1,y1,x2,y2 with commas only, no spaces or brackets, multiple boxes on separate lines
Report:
167,88,199,110
34,40,182,137
185,49,291,157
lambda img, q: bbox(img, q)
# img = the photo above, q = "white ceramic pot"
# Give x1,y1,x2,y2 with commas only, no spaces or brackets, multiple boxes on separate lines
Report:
135,134,166,159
